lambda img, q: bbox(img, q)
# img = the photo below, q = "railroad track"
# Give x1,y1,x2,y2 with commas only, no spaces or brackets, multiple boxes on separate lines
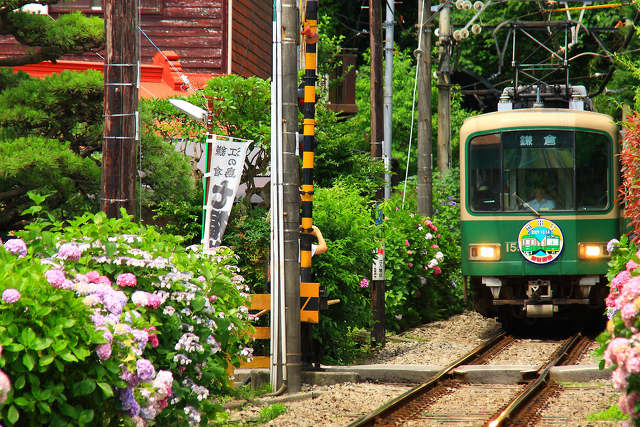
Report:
347,332,592,427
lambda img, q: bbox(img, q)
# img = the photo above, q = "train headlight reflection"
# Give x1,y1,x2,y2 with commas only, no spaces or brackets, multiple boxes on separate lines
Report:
468,244,501,261
578,243,609,259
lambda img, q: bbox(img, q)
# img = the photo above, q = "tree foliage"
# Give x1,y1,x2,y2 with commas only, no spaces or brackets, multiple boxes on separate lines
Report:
0,2,103,67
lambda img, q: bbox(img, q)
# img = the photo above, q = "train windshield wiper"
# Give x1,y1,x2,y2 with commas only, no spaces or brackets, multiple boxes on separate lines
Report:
512,192,540,217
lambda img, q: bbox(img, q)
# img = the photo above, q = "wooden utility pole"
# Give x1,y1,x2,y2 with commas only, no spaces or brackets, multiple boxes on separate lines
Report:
437,0,451,173
417,0,433,216
369,0,385,347
101,0,139,217
282,0,302,393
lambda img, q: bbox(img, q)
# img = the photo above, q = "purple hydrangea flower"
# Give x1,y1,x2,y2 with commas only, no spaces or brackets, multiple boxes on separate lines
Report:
4,239,27,258
1,289,20,304
56,243,82,261
103,291,127,315
117,273,137,287
607,238,620,254
45,269,66,289
360,277,369,289
121,369,141,387
120,387,140,417
96,343,112,360
136,358,156,382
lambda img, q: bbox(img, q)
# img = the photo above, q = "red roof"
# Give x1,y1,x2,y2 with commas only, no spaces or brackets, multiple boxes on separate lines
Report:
14,51,219,99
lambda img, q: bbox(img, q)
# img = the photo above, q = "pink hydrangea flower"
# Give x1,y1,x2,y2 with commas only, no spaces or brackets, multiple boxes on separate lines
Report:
147,293,163,309
433,266,442,276
86,271,101,283
131,291,149,306
96,343,112,360
116,273,137,287
98,275,112,286
628,259,640,272
408,263,413,268
56,243,82,261
1,289,20,304
612,367,628,390
612,270,632,292
360,277,369,288
4,239,27,258
404,240,410,246
45,269,66,289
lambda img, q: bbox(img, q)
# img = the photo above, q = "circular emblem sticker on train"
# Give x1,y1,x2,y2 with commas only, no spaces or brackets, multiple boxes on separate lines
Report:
517,218,564,264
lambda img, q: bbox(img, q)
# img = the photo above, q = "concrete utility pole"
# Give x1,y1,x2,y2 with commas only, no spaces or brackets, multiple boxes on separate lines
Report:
101,0,139,218
369,0,386,347
437,0,452,173
417,0,433,216
281,0,302,393
383,0,394,200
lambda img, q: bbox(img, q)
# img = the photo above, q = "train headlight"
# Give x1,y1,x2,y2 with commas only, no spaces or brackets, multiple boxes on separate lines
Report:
578,243,609,259
468,244,501,261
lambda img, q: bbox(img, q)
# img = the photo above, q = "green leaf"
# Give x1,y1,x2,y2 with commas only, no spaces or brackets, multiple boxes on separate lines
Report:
62,318,76,328
37,401,51,414
13,397,30,407
32,338,53,351
22,352,35,371
71,346,90,360
105,242,117,257
14,375,25,390
39,354,55,366
5,343,24,352
72,379,96,396
78,409,94,424
59,352,78,363
60,403,78,418
20,328,36,346
7,405,19,424
96,382,113,398
192,295,206,312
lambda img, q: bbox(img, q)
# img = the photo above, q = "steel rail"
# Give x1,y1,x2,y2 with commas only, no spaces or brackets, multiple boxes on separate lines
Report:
486,333,582,427
347,331,507,427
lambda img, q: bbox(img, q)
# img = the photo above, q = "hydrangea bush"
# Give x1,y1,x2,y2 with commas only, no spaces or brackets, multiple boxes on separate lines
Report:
6,208,254,426
597,235,640,422
0,239,122,426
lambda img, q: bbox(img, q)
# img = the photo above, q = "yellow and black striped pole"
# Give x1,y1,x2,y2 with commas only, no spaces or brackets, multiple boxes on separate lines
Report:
299,0,318,285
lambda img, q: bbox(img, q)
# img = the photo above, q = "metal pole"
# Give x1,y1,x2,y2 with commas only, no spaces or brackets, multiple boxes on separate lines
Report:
437,0,451,173
101,0,139,218
300,0,319,368
369,0,386,347
270,0,285,391
282,0,302,393
383,0,394,200
417,0,433,216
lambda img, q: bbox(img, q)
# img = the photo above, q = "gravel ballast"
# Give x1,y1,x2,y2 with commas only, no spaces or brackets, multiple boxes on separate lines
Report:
226,311,619,426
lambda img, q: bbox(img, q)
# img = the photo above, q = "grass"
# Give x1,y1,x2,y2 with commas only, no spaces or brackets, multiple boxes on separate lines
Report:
256,404,287,423
586,403,629,422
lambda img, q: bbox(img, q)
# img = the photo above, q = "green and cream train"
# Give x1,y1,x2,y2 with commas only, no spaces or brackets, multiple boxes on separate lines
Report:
460,85,620,326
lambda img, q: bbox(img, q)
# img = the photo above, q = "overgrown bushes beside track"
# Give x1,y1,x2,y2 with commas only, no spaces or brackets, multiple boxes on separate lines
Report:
0,198,253,426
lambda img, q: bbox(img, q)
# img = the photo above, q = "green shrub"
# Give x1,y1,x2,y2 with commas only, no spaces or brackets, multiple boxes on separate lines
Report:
311,184,378,363
380,168,465,331
0,243,120,426
14,203,254,425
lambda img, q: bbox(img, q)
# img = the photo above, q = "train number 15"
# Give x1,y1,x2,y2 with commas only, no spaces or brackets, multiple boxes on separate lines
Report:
505,242,518,253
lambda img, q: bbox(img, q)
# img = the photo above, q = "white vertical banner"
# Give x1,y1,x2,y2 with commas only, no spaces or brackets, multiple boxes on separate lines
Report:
372,245,385,281
203,134,252,249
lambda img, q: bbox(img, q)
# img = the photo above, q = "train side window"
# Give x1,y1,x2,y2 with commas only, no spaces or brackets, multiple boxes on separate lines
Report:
576,132,609,210
469,133,501,211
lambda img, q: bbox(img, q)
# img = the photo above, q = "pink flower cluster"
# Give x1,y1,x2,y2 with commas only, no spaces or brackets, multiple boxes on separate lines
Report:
131,291,163,309
117,273,137,287
604,336,640,417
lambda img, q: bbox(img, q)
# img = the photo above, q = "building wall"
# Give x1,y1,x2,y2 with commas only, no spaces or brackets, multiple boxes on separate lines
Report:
0,1,253,77
231,0,271,79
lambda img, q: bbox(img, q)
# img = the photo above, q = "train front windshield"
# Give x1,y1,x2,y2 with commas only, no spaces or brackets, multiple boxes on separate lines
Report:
468,130,610,212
